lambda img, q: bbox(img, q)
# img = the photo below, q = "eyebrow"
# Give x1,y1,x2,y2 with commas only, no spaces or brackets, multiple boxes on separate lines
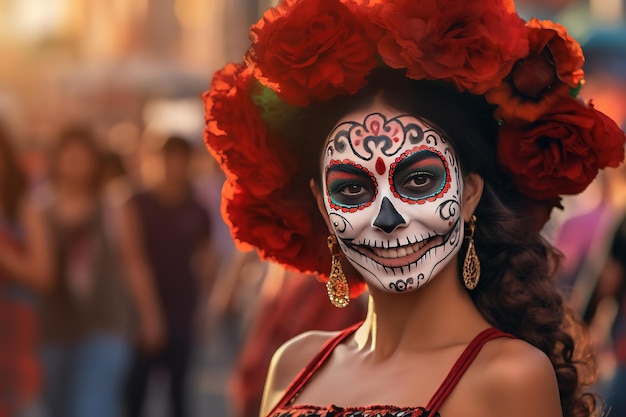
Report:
394,150,443,171
326,163,371,177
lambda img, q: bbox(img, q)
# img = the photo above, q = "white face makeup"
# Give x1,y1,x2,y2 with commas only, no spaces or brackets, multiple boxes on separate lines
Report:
321,108,464,293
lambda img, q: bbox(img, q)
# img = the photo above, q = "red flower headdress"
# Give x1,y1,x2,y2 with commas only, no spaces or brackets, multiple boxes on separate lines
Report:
202,0,625,294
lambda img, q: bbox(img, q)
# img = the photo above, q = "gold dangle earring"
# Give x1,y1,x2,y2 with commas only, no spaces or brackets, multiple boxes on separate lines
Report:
463,215,481,290
326,235,350,308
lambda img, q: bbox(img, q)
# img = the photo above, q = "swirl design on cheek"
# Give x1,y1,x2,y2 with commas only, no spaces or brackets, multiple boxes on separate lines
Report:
448,218,461,246
438,199,460,221
329,113,425,161
328,213,353,234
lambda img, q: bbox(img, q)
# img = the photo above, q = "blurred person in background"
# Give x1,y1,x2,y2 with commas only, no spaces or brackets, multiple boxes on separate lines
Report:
585,161,626,416
0,121,53,416
102,151,134,206
39,126,165,417
125,136,212,417
555,27,626,415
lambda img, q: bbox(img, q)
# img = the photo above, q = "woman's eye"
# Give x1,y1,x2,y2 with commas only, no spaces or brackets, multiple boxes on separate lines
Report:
391,150,447,201
341,184,366,196
326,165,376,208
330,181,374,206
393,166,445,200
405,173,433,189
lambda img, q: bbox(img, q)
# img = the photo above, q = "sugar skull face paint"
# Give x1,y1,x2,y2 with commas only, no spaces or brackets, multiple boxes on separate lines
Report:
322,109,463,293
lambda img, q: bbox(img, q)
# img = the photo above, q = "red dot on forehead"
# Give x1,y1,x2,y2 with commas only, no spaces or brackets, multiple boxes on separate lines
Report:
375,157,386,176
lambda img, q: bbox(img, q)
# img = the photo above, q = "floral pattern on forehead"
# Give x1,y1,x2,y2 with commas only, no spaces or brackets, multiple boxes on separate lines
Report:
326,113,425,162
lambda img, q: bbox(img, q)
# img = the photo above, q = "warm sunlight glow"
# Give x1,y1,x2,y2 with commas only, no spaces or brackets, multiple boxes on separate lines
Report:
590,0,624,23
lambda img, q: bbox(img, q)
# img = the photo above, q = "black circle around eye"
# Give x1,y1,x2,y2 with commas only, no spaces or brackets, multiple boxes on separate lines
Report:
327,165,376,208
331,181,374,206
391,151,447,201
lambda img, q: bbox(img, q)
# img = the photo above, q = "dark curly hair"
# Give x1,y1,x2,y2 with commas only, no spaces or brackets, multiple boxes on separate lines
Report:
282,68,598,417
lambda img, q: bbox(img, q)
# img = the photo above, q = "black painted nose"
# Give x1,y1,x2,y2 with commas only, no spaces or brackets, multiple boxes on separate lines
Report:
373,197,406,233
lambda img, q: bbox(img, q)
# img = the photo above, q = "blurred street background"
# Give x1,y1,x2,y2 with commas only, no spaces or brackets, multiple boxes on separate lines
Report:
0,0,625,417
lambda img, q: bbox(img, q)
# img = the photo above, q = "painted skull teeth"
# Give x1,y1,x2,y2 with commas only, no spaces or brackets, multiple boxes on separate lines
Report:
346,232,447,270
369,238,431,259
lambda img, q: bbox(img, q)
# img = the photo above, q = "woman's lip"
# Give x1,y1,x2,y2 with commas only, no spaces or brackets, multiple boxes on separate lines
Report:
352,235,444,268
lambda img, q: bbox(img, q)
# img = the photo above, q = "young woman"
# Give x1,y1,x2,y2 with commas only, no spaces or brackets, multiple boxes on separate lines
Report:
202,1,626,416
0,121,52,416
39,126,164,417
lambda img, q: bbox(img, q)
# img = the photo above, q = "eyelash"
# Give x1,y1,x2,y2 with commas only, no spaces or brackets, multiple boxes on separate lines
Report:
390,154,448,203
404,171,435,185
327,177,376,209
329,180,366,194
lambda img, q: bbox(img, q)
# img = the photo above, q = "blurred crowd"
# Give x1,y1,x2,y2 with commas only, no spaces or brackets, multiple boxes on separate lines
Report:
0,119,368,417
0,1,625,417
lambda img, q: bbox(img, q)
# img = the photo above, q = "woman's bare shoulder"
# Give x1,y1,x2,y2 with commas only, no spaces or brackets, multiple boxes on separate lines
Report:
259,329,340,417
464,336,562,417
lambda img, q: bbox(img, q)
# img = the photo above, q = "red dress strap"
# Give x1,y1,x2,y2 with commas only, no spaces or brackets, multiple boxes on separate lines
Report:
425,327,515,415
268,321,363,415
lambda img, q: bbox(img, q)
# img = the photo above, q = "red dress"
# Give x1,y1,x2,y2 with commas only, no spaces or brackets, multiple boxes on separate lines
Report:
0,222,41,416
267,323,514,417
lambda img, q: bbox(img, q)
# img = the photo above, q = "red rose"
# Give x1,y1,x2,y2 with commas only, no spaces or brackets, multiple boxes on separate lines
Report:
247,0,379,106
202,64,243,180
203,60,369,296
202,63,371,294
222,181,307,258
589,100,626,168
486,19,585,124
365,0,528,94
486,82,570,125
202,63,296,198
497,97,625,200
219,179,254,252
526,18,584,89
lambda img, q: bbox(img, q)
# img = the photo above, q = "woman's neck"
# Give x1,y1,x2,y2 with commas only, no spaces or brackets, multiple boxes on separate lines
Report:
353,260,489,361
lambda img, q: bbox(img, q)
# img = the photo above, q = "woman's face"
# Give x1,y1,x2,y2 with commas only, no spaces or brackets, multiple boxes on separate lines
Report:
320,103,464,293
55,139,98,186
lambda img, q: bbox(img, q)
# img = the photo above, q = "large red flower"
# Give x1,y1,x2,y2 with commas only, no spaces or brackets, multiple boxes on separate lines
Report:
589,100,626,168
203,62,372,295
497,97,625,200
202,63,248,171
224,186,314,260
526,18,584,88
247,0,379,106
486,18,585,124
364,0,528,94
202,63,295,199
